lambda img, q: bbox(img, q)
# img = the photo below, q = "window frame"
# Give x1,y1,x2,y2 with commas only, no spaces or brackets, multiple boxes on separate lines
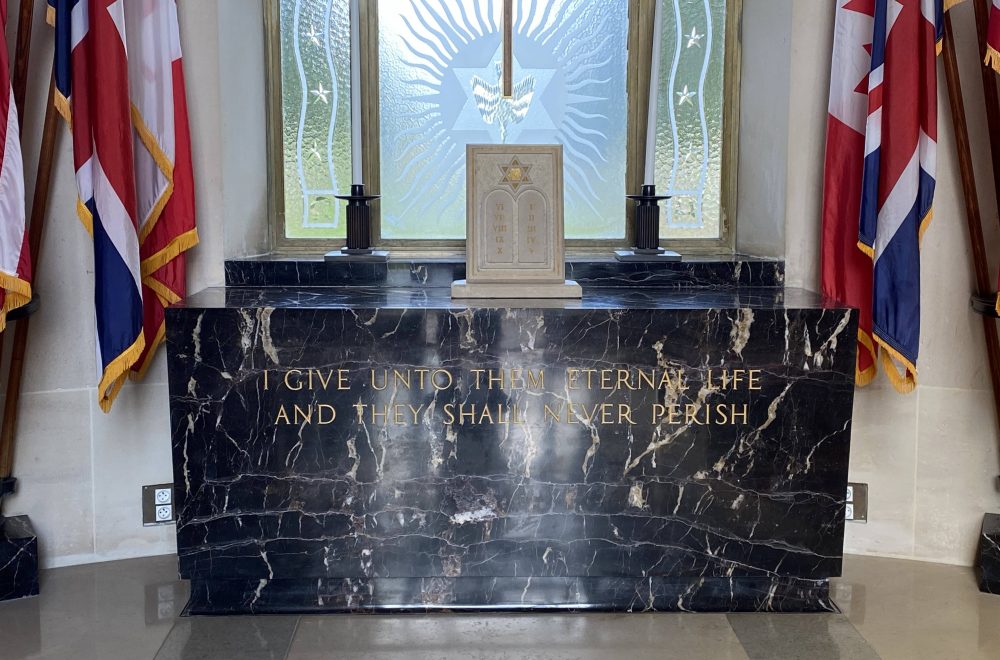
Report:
264,0,742,255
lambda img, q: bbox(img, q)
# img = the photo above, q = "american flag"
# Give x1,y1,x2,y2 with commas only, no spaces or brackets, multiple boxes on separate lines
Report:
0,0,32,333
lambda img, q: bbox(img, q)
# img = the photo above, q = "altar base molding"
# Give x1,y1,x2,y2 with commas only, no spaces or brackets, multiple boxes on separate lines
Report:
185,576,834,615
167,258,855,615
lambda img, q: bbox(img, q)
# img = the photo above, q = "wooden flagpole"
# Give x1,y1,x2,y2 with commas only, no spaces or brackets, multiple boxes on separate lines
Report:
0,0,43,485
10,0,33,120
940,13,1000,480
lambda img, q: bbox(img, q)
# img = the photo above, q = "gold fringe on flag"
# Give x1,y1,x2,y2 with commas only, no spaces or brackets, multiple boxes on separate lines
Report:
874,335,918,394
140,228,199,279
129,276,186,382
0,272,32,334
129,104,201,275
53,91,71,127
987,45,1000,75
130,322,166,381
856,329,879,387
97,333,146,413
144,276,183,308
918,208,933,243
76,198,94,235
130,103,175,246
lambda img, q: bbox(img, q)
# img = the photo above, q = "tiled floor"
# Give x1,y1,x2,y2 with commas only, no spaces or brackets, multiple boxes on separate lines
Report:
1,554,998,659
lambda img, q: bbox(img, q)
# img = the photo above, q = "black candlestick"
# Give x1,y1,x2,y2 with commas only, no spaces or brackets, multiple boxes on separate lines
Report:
339,184,378,252
617,184,680,262
326,184,389,262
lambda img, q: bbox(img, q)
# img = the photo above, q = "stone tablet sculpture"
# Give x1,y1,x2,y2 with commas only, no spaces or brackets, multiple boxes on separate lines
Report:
452,144,581,299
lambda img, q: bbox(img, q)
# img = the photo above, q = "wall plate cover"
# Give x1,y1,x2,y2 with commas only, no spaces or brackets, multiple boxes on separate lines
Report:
142,484,176,526
846,482,868,523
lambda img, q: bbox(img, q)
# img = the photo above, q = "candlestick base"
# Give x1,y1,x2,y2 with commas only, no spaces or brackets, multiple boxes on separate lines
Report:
614,249,681,263
324,249,390,263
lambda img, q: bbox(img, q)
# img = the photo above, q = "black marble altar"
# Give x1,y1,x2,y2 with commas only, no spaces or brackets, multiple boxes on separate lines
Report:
0,515,39,602
167,258,856,614
978,513,1000,594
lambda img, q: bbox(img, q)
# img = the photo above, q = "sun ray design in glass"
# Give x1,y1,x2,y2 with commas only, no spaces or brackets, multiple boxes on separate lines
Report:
378,0,629,240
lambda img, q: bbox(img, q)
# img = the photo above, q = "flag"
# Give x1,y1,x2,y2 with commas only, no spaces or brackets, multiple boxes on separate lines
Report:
0,0,32,333
988,0,1000,74
989,0,1000,316
856,0,953,393
821,0,878,386
124,0,198,377
50,0,198,406
50,0,146,411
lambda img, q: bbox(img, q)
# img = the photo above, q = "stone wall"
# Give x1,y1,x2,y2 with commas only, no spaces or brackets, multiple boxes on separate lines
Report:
4,0,999,569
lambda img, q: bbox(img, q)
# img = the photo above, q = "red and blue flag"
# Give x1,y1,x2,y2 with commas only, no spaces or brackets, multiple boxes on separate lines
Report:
856,0,944,392
50,0,198,409
822,0,879,386
987,0,1000,75
823,0,960,393
50,0,146,411
0,0,31,332
988,0,1000,316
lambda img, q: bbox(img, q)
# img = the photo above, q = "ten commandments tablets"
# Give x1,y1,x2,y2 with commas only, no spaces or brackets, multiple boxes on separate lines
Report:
452,144,581,299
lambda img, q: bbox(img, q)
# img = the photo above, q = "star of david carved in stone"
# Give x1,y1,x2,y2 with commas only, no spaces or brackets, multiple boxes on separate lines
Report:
498,157,531,192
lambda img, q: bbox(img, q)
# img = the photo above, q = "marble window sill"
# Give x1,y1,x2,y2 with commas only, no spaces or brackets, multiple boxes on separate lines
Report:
224,255,785,290
176,285,841,313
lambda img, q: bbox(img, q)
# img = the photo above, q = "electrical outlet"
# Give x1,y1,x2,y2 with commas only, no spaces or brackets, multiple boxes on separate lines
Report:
143,484,176,526
846,482,868,523
154,488,172,505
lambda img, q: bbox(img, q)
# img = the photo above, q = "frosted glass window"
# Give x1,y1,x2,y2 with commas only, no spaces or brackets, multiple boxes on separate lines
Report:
276,1,731,243
651,0,728,240
378,0,629,240
279,0,353,240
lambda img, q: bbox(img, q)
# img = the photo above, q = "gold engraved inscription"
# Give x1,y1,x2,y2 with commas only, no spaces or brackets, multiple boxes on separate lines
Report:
266,367,763,429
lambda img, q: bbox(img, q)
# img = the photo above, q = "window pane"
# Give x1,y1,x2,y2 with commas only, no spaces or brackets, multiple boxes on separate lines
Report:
279,0,353,239
378,0,629,240
653,0,728,240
